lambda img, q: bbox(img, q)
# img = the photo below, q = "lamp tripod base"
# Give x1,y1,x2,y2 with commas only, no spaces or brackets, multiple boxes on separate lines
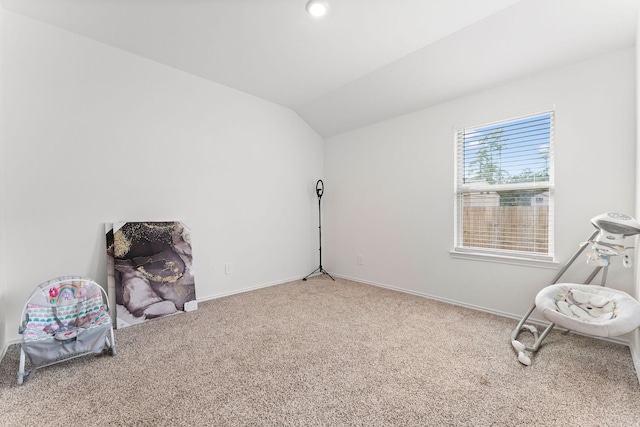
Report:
302,266,335,281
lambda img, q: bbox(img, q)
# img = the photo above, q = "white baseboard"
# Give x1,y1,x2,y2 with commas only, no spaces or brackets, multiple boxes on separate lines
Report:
196,274,307,303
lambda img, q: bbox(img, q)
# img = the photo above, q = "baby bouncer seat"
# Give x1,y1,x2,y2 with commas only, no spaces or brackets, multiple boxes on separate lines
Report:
511,213,640,366
17,276,116,384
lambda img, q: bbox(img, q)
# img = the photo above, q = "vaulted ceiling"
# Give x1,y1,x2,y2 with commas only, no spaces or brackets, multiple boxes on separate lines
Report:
2,0,638,137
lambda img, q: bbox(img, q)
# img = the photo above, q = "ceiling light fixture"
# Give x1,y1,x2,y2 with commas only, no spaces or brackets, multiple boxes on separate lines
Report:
306,0,328,17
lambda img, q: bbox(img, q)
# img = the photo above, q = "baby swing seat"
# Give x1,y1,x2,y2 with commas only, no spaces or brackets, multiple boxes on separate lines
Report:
17,276,116,384
536,283,640,338
511,213,640,366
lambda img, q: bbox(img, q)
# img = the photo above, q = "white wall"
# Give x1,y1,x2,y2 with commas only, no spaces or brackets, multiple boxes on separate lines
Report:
325,48,636,323
0,4,7,358
1,12,323,345
632,5,640,379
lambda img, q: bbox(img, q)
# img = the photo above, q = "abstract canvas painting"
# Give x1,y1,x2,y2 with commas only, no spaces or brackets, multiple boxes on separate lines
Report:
105,221,197,328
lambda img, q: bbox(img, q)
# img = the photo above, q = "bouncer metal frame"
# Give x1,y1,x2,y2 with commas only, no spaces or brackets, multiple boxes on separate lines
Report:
510,230,603,357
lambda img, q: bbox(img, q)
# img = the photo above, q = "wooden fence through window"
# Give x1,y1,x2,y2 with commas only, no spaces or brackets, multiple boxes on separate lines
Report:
462,206,549,254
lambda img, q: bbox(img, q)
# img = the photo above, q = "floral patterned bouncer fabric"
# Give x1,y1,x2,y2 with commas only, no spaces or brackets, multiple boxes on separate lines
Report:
17,276,116,384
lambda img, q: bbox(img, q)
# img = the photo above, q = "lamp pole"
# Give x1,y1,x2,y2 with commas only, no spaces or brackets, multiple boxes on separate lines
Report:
303,179,334,281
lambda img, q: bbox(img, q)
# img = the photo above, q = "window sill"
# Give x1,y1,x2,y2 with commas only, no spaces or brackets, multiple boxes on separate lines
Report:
450,249,559,269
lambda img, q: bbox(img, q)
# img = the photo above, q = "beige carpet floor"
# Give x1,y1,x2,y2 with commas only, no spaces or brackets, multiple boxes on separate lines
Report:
1,276,639,426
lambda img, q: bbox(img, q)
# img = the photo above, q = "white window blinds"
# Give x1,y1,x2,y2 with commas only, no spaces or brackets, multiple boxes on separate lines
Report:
455,112,554,259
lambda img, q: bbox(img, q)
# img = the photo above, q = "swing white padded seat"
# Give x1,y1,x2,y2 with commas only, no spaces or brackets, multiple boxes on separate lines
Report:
536,283,640,338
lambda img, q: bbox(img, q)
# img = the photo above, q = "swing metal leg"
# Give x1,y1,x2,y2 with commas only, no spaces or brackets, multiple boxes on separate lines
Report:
511,265,606,366
510,230,601,366
511,303,557,366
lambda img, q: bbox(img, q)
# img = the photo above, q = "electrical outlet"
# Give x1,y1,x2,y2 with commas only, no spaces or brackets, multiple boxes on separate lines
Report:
225,263,232,275
357,254,364,265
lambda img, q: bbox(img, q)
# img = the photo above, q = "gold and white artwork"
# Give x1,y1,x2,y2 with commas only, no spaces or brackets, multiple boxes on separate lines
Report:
105,221,197,328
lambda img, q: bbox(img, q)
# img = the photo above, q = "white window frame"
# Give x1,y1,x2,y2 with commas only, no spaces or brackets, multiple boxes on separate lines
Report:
452,111,555,265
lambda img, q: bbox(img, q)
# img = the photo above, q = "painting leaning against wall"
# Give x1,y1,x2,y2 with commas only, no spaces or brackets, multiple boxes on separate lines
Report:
105,221,197,328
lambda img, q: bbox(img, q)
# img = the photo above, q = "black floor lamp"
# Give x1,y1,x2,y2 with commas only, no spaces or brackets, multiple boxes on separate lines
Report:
303,179,334,281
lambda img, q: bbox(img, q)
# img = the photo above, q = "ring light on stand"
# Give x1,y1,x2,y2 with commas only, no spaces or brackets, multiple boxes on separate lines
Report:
303,180,334,281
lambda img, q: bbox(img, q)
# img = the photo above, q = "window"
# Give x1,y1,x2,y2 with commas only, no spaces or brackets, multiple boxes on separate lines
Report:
454,112,554,261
